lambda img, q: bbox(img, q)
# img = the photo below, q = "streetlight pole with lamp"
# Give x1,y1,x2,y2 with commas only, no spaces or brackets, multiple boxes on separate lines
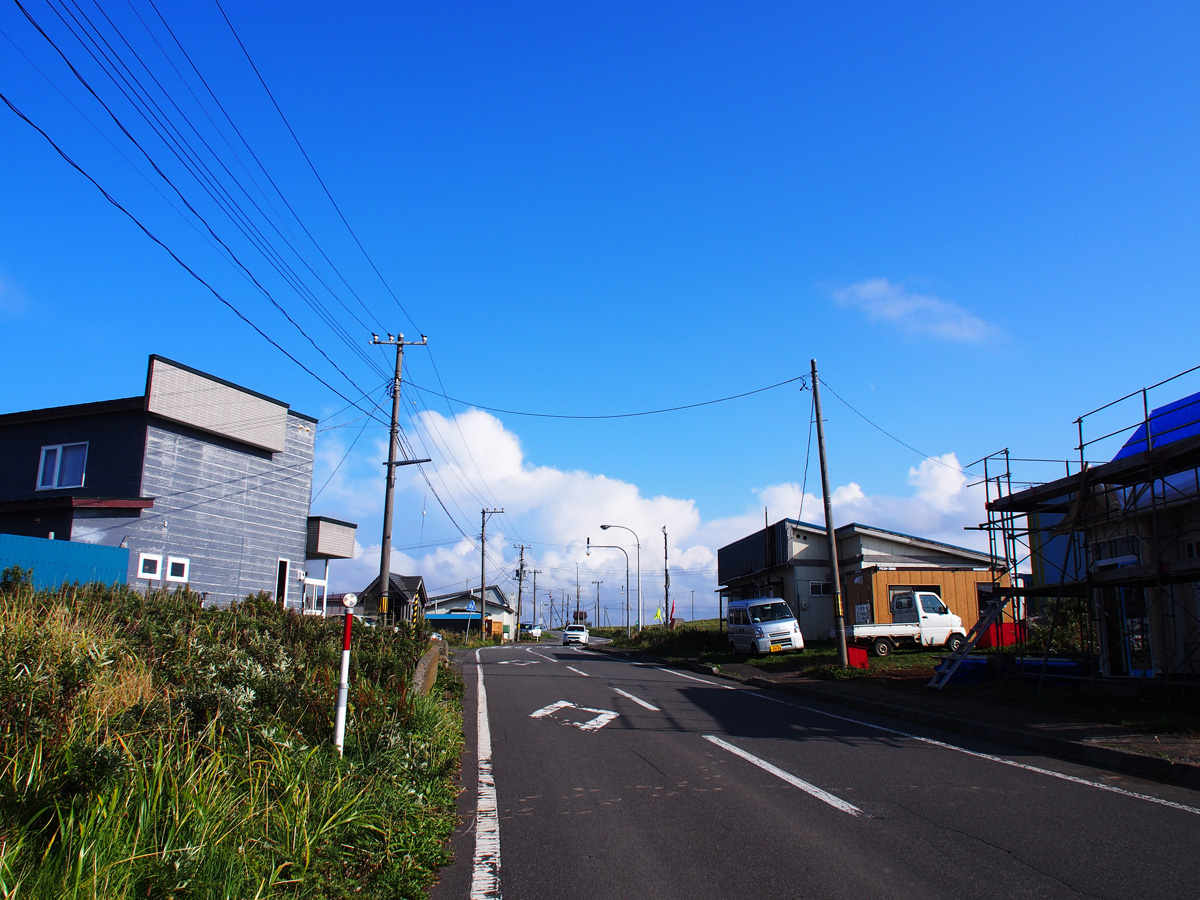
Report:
587,537,631,638
600,524,640,630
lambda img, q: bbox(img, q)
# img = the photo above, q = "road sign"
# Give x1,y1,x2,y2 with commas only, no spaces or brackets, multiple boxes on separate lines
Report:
467,600,476,612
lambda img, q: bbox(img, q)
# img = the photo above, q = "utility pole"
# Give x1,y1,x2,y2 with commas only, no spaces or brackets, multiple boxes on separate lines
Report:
514,545,528,640
575,564,581,624
591,579,602,628
662,526,670,628
812,358,849,668
370,333,429,624
531,568,542,628
474,508,504,639
691,589,695,623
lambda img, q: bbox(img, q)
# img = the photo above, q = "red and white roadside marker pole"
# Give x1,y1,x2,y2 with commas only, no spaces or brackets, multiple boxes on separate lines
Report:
334,593,358,756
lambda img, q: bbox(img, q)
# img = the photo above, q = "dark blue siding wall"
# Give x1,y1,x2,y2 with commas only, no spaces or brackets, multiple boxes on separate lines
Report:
0,405,146,505
128,414,315,605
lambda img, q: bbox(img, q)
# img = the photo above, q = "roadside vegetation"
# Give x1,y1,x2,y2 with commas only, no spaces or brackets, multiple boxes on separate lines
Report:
0,567,462,899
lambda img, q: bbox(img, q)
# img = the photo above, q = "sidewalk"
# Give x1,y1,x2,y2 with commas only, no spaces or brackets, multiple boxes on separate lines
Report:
600,646,1200,790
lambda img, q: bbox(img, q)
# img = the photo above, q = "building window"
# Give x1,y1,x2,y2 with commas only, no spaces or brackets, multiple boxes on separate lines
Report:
37,442,88,490
810,581,832,596
166,556,190,583
276,559,290,605
138,553,162,580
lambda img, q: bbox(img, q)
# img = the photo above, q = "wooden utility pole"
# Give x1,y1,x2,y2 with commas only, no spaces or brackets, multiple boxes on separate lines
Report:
476,508,503,639
514,544,528,639
531,569,542,627
811,358,849,667
591,579,602,627
370,334,429,624
662,526,670,628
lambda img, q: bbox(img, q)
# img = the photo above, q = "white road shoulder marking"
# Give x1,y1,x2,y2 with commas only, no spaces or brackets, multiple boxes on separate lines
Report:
704,734,863,817
612,687,660,711
650,664,736,688
739,691,1200,817
471,650,502,899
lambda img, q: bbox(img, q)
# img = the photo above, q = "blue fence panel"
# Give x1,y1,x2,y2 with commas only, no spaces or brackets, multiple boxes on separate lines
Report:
0,534,129,590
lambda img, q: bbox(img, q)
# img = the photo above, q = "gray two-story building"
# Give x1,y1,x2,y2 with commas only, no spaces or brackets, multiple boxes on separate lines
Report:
0,355,354,607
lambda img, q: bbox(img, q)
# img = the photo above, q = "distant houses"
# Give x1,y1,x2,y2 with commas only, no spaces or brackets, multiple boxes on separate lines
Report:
0,355,356,607
426,585,516,638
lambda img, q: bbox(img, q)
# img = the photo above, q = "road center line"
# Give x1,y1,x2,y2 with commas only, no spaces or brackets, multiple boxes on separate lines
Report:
741,692,1200,816
612,687,660,711
471,650,502,899
704,734,863,817
567,665,590,677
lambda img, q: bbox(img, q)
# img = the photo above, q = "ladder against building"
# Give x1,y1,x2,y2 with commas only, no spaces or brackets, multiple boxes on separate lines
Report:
926,593,1014,690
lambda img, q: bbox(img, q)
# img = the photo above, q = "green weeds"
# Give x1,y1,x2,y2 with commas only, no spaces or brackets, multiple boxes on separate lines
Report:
0,583,462,899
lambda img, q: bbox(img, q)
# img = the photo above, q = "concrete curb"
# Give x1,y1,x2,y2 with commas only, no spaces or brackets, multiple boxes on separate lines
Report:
412,639,446,696
592,645,1200,791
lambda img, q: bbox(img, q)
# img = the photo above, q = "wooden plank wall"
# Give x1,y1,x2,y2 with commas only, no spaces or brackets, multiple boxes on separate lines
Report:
862,569,1010,626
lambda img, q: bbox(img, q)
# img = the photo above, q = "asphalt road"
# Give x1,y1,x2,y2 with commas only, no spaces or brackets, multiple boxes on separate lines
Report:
432,644,1200,900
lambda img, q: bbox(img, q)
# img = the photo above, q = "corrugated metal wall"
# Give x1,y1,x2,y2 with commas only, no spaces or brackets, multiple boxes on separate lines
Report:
717,521,790,583
0,532,128,590
128,413,315,606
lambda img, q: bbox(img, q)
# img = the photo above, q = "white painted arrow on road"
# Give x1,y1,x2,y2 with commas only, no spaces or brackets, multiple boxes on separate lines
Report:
530,700,619,731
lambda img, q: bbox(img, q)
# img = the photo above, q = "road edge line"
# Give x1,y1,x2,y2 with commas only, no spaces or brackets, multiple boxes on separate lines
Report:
470,650,502,899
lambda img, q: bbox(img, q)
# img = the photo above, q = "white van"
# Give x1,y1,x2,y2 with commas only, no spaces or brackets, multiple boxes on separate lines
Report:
726,598,804,656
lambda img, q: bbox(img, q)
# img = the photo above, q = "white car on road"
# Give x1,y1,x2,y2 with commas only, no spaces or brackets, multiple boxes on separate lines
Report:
562,624,590,646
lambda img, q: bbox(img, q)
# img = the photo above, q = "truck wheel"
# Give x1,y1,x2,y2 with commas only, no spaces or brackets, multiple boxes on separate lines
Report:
729,641,738,656
945,633,966,653
870,637,893,658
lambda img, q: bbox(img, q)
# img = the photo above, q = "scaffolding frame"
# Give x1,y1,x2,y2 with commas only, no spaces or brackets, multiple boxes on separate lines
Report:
981,366,1200,686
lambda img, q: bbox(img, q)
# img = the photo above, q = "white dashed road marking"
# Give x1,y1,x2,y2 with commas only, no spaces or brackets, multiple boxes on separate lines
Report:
612,687,661,711
704,734,863,817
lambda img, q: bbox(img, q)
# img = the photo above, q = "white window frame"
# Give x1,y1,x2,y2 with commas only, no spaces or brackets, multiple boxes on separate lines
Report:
36,442,89,490
165,556,191,583
810,581,832,596
137,553,163,580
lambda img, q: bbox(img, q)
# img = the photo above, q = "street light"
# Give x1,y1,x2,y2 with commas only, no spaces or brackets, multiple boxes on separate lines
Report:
587,538,630,638
600,524,641,631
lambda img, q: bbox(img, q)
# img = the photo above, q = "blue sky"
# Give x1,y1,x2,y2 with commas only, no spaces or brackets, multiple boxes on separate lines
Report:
2,1,1198,620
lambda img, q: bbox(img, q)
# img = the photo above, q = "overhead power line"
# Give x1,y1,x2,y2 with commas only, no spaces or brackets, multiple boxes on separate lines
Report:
407,374,809,420
0,88,386,425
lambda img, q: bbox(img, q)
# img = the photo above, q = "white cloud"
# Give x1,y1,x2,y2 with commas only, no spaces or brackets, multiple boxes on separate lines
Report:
312,408,989,621
833,278,998,343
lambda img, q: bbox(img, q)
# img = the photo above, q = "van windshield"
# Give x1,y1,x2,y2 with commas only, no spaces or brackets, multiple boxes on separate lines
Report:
749,602,792,623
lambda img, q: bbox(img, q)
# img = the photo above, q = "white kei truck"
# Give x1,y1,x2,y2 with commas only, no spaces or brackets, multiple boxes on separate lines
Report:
842,590,968,657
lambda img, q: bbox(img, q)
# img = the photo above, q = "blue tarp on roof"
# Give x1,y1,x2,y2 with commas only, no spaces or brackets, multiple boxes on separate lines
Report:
1113,391,1200,460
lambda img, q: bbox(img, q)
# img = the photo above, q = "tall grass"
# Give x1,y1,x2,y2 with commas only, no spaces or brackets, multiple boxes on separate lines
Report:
0,578,462,899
